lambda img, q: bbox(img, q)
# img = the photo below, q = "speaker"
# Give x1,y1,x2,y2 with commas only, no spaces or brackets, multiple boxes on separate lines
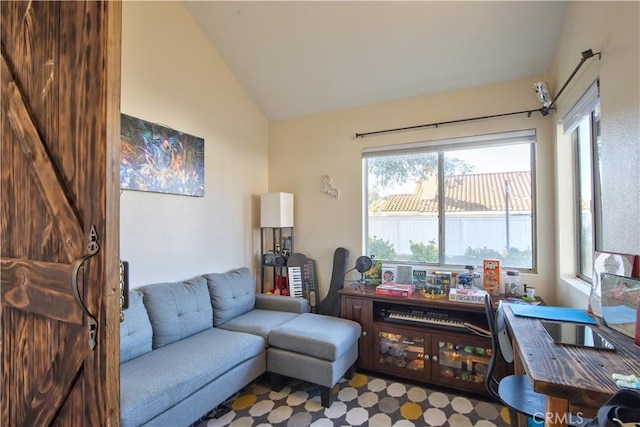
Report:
355,256,373,273
262,253,284,266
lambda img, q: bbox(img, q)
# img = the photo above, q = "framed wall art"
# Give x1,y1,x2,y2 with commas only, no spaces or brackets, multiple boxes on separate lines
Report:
120,113,205,196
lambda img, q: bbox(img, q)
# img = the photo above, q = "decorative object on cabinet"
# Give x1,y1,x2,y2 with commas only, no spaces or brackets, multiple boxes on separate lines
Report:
120,113,205,196
363,259,383,286
396,265,413,285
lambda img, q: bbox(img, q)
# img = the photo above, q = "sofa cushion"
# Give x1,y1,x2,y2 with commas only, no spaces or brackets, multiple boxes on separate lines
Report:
119,290,153,363
269,313,362,361
139,277,212,348
204,267,256,326
218,309,300,340
120,327,265,427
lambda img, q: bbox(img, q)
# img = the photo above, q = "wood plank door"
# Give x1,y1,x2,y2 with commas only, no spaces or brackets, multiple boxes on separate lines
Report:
1,1,121,425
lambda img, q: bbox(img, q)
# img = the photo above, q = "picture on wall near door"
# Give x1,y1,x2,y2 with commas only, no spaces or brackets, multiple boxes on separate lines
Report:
120,113,205,196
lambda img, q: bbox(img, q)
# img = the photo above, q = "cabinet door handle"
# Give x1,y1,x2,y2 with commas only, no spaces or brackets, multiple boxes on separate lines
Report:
423,354,429,361
362,331,367,337
432,355,438,362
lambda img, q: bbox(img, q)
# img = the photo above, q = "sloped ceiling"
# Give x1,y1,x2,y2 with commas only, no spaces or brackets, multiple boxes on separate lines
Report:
184,1,567,121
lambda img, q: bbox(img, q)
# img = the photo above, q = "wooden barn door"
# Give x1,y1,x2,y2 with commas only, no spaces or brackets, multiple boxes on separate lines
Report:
1,1,121,425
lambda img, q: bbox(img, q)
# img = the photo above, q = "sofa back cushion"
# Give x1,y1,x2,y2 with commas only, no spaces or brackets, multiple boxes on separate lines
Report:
120,290,153,363
139,277,213,348
203,267,256,326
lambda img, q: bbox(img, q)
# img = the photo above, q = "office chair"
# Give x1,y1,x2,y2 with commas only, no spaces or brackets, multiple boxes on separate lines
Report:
484,295,590,427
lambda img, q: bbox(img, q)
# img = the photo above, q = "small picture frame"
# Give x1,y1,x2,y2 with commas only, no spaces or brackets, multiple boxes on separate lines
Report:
600,273,640,339
589,251,639,318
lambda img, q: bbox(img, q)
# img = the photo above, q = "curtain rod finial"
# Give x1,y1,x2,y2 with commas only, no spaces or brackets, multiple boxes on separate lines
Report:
581,49,594,59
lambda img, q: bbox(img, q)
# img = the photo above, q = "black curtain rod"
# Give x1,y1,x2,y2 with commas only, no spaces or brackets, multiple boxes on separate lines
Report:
355,49,601,139
548,49,601,110
354,107,551,138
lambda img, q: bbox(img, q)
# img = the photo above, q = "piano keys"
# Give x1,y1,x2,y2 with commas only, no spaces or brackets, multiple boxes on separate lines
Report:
286,252,319,312
287,266,304,298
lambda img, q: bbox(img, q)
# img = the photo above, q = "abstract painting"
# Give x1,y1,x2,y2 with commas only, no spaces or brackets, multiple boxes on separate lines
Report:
120,113,204,196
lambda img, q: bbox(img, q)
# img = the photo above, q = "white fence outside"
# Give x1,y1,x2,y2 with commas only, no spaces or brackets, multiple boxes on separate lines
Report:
369,215,532,259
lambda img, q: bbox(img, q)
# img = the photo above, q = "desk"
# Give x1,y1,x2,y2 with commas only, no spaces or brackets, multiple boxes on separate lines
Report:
503,304,640,427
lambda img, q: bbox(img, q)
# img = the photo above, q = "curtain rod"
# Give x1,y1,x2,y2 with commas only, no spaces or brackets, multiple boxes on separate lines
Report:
354,107,550,139
355,49,601,139
548,49,601,110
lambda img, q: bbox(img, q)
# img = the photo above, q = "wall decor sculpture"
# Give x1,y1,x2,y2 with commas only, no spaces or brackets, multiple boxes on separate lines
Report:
322,175,340,198
120,113,205,196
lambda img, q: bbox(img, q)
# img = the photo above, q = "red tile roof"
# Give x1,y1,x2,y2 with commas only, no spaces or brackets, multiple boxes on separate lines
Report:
381,171,531,213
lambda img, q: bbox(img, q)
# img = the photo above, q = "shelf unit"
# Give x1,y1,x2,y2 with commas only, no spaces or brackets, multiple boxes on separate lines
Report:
260,226,293,293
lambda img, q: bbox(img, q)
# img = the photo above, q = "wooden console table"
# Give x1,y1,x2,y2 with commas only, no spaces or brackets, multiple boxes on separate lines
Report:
503,303,640,427
339,284,507,397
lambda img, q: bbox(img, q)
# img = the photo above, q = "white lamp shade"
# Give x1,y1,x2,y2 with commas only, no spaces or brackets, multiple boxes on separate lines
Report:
260,192,294,228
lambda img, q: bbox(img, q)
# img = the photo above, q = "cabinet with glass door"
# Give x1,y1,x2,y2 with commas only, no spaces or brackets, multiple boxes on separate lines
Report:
373,324,492,395
374,324,431,381
432,333,492,394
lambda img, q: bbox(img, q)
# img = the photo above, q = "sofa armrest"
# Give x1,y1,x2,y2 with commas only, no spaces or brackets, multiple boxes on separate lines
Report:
255,293,308,314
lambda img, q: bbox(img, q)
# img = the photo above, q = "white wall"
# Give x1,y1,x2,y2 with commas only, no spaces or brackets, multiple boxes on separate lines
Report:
269,78,559,303
553,1,640,307
120,2,269,287
120,1,639,307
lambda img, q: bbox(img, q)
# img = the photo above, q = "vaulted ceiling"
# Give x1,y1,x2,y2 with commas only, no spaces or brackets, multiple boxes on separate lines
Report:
184,1,567,121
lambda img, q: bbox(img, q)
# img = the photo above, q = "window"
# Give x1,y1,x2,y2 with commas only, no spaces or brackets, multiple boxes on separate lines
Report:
565,82,601,281
363,130,536,270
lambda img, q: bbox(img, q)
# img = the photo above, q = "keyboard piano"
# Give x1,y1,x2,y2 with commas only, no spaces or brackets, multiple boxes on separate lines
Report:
286,253,319,311
377,305,487,334
287,266,304,298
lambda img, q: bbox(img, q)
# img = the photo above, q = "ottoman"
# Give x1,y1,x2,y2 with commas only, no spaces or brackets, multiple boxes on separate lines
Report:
267,313,361,407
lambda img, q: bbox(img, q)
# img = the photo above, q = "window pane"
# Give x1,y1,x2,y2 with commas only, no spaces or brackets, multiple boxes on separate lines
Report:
366,152,439,263
576,113,595,279
443,145,533,269
365,139,535,270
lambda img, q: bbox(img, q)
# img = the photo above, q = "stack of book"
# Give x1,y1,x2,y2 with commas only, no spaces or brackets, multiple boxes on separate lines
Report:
448,288,487,304
375,284,415,297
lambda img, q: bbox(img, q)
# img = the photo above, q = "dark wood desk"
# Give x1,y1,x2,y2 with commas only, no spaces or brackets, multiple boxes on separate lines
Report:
503,303,640,427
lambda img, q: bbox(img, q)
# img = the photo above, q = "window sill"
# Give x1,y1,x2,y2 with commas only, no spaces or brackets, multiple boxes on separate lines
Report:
559,275,591,295
558,275,592,308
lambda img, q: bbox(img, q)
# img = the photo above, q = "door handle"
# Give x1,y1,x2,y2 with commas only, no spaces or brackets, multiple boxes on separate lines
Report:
69,225,100,350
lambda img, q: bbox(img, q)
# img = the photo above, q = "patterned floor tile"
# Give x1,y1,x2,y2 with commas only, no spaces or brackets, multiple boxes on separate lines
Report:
196,373,509,427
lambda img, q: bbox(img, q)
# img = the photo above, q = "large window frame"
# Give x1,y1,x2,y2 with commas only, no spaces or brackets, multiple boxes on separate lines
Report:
362,130,537,271
564,81,602,282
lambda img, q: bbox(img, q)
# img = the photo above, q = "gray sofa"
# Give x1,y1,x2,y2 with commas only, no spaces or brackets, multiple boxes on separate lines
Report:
119,267,360,427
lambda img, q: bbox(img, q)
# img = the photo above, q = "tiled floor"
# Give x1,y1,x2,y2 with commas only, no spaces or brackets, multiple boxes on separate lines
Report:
196,373,510,427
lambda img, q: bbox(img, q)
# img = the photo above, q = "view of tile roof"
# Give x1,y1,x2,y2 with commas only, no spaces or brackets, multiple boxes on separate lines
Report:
381,171,531,214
